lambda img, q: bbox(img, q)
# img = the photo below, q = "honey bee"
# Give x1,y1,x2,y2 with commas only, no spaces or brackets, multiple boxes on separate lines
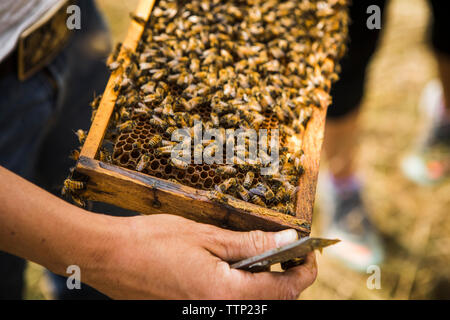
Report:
69,149,80,161
99,149,112,163
216,178,237,192
108,58,124,71
251,194,266,207
243,171,255,189
193,144,203,160
119,106,130,120
171,158,189,170
68,194,85,207
284,203,296,216
149,134,163,147
62,179,85,195
208,190,228,204
136,154,151,172
216,165,236,176
166,126,177,135
256,182,275,202
149,115,166,129
237,185,251,202
156,146,173,156
107,42,122,66
75,129,87,144
117,120,135,132
275,186,288,203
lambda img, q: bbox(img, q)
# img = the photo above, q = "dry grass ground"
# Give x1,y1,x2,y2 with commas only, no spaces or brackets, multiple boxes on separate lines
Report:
24,0,450,299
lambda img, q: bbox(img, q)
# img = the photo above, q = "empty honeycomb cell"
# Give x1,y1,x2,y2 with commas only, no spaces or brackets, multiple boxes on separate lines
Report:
119,154,130,165
116,141,126,148
126,137,134,144
160,158,168,166
187,167,195,175
155,172,163,178
213,176,221,184
131,134,138,139
191,174,200,184
124,144,133,151
119,134,128,141
164,166,172,175
204,178,213,189
200,171,208,179
131,149,140,159
176,172,185,180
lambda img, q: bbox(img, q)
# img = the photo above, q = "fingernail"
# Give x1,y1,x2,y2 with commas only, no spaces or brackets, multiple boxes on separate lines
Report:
274,229,298,247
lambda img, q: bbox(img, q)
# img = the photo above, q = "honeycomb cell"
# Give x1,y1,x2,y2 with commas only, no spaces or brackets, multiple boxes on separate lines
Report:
204,178,213,189
191,174,200,184
131,149,140,159
187,167,195,175
119,154,130,165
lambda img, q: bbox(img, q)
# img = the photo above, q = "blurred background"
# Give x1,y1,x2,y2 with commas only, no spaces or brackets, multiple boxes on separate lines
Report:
25,0,450,299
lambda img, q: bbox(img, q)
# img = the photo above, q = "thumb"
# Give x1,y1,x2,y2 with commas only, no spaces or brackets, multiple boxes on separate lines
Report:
206,228,299,262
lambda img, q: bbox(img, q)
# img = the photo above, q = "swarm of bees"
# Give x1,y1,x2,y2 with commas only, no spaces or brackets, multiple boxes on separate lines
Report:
79,0,349,215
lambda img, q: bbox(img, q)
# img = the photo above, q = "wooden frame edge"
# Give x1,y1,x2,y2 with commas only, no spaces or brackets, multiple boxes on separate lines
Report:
76,156,311,235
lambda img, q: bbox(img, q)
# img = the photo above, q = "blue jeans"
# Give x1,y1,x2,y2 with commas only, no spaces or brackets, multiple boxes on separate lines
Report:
0,0,116,299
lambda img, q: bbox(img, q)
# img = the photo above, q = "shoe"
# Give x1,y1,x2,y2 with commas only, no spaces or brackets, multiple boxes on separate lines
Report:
318,174,384,272
401,80,450,185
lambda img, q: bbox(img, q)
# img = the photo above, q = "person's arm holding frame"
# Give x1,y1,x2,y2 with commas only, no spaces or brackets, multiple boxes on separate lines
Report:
0,166,317,299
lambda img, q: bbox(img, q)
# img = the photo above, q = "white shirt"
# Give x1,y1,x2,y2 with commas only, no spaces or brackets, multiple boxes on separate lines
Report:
0,0,61,62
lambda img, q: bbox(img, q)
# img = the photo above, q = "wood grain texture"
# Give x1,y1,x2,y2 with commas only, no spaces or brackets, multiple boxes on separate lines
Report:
295,106,328,223
77,156,311,235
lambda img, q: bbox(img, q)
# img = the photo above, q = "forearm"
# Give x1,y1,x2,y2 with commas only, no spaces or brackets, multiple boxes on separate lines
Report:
0,166,317,299
0,166,116,276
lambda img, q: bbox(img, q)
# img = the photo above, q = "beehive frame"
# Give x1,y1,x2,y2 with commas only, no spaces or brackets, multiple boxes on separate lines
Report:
75,0,334,236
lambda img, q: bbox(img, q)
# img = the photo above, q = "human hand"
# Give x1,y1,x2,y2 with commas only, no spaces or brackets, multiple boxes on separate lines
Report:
84,214,317,299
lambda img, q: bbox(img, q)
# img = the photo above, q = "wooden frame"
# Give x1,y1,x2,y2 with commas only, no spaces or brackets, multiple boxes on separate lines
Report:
75,0,330,236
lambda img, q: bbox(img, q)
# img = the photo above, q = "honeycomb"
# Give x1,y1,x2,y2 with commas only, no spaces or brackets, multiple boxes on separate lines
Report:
87,0,349,215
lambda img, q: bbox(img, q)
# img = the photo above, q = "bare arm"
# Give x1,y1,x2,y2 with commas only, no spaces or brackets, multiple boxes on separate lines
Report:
0,166,317,299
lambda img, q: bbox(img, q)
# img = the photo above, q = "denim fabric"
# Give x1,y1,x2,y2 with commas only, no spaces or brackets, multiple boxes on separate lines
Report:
0,0,113,299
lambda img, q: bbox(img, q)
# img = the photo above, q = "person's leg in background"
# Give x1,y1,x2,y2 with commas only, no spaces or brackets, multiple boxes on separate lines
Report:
401,0,450,184
320,0,387,271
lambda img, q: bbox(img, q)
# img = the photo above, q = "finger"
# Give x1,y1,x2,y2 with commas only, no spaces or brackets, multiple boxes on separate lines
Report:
214,255,315,300
281,252,318,296
236,252,317,299
202,227,299,261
